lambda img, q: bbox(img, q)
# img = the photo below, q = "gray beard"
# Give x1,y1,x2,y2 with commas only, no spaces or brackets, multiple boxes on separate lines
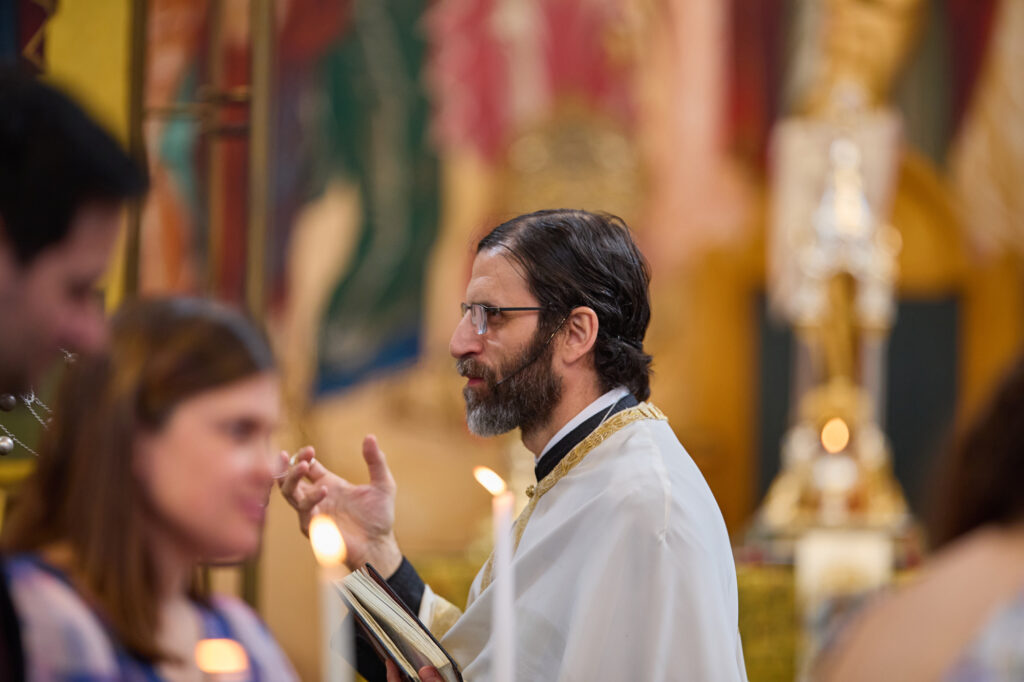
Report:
465,393,521,437
458,333,562,438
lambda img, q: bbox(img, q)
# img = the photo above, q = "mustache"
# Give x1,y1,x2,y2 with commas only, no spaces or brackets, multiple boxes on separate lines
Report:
456,357,496,383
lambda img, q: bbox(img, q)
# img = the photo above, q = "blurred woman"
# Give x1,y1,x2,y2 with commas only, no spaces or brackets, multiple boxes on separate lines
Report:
817,354,1024,680
1,298,296,680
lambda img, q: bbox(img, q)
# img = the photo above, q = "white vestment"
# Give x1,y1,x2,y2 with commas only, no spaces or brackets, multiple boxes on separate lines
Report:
419,411,748,681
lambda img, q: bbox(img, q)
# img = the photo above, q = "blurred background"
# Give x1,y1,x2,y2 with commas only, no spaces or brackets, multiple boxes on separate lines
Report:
2,0,1023,679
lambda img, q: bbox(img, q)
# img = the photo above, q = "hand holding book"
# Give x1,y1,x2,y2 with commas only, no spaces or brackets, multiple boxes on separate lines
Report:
339,564,462,682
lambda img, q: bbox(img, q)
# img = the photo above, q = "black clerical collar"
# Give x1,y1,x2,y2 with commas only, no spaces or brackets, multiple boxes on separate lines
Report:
534,393,638,482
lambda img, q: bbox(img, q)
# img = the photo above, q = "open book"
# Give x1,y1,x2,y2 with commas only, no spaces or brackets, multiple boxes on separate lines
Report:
338,564,463,682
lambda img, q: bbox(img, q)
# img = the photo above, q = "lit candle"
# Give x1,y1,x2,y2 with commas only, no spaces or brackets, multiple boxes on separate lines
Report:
474,466,516,682
310,514,353,682
195,638,248,681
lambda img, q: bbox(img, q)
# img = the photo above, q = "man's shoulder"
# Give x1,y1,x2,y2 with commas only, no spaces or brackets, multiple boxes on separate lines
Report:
575,416,725,520
558,420,679,508
584,413,687,479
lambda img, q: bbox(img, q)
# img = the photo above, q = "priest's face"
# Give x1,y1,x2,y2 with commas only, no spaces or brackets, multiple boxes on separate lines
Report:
451,250,562,437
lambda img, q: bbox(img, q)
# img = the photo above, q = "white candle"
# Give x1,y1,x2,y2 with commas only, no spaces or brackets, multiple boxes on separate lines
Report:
310,514,354,682
474,466,516,682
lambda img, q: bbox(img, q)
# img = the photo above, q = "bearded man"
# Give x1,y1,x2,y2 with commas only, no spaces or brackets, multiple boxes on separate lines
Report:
282,209,747,681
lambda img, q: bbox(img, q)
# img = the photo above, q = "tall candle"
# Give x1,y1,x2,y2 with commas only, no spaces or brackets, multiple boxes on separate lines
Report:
310,514,353,682
474,466,516,682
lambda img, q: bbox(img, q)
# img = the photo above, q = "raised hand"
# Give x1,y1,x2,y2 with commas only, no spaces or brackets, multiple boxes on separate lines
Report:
278,435,402,576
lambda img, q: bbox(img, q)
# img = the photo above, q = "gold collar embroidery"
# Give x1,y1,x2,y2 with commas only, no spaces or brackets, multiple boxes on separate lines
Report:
479,402,666,591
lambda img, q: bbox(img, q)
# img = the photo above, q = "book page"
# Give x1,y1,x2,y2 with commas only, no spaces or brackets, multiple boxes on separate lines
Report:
344,571,455,675
337,582,419,678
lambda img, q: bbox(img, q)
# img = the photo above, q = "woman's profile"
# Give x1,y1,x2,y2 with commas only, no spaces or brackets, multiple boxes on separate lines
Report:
2,297,297,680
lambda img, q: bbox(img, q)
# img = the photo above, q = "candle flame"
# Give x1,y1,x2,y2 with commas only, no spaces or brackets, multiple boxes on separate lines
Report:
474,466,507,495
821,417,851,454
195,638,249,674
310,514,347,567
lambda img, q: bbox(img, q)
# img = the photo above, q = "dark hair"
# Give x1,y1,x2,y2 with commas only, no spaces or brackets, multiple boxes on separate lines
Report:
927,353,1024,549
1,297,274,661
0,70,148,264
478,209,653,400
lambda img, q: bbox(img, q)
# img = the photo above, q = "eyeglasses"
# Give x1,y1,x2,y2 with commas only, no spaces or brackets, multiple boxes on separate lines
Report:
460,302,545,335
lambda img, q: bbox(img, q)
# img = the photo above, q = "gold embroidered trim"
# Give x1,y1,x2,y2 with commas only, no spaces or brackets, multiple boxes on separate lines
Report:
479,402,666,591
427,594,463,640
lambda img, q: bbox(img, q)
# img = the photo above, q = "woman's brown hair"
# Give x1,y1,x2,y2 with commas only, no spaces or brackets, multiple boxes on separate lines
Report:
1,297,275,661
927,352,1024,549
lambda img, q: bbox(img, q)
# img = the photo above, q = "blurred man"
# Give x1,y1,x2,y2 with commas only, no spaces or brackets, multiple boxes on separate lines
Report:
0,70,148,679
0,70,147,393
283,209,747,680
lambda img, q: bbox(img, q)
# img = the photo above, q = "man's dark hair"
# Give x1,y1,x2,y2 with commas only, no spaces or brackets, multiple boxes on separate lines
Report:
0,70,148,264
478,208,653,401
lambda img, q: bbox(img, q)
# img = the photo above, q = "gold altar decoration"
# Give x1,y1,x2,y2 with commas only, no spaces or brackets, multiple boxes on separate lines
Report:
754,0,932,542
758,129,910,537
742,2,928,677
